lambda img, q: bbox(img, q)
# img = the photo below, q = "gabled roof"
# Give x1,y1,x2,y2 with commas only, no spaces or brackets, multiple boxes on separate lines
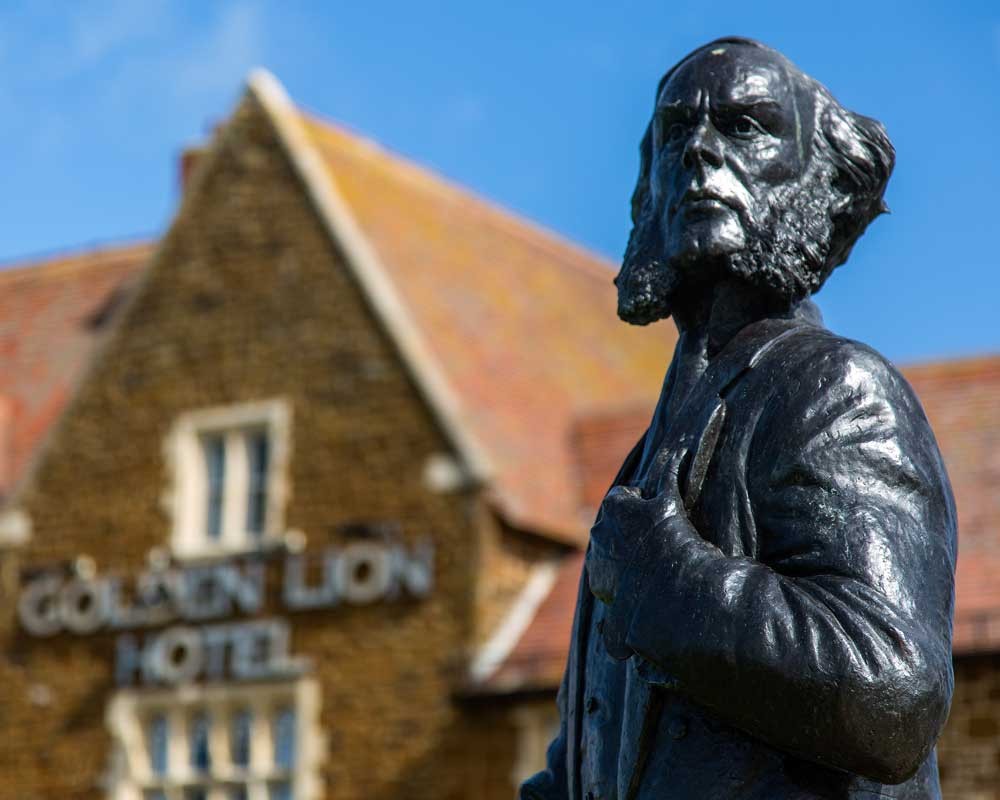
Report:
0,71,675,548
0,243,151,503
284,97,675,543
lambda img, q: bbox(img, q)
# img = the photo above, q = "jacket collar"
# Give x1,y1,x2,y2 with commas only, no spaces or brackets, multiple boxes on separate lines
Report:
615,299,822,488
701,297,823,399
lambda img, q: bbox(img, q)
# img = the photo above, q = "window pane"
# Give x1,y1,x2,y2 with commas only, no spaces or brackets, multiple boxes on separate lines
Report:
183,788,208,800
228,787,249,800
147,713,169,777
230,708,252,769
144,791,167,800
272,707,295,770
203,435,226,540
269,781,293,800
245,431,270,536
189,712,212,772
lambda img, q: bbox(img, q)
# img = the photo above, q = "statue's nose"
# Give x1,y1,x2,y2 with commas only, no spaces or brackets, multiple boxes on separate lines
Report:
682,121,724,171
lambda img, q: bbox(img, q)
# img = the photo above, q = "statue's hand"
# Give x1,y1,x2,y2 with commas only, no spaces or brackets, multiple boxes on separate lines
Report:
586,450,688,657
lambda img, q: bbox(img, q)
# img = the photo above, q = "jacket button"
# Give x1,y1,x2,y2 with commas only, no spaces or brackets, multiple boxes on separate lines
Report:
586,696,599,714
668,718,687,740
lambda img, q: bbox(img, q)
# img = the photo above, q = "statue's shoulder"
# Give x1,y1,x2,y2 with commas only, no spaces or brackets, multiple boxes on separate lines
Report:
764,324,920,413
786,325,903,382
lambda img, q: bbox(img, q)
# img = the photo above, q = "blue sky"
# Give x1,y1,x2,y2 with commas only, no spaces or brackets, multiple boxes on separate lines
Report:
0,1,996,364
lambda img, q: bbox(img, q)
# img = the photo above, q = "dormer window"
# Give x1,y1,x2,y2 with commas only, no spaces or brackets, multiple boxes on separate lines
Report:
165,400,291,559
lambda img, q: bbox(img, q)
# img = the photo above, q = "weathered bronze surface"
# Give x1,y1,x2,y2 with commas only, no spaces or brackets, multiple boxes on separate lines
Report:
521,37,956,799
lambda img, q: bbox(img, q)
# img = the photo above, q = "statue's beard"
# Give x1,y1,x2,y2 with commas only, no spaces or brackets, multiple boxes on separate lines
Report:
616,165,837,326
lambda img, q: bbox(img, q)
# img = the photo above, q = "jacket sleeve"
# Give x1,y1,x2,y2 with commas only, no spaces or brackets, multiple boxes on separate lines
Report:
622,343,957,784
518,670,570,800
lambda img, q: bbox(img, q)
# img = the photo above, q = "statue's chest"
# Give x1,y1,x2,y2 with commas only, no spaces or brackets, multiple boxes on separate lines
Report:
632,379,763,561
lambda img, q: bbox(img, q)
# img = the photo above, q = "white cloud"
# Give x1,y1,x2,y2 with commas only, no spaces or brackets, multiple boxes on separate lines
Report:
168,2,265,102
68,0,172,69
68,1,266,132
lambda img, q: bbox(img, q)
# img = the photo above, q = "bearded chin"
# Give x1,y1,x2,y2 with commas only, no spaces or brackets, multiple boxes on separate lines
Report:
616,167,836,324
615,210,684,326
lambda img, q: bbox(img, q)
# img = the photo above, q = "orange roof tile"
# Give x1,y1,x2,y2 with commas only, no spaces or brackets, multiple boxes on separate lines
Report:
571,405,650,513
298,114,675,542
0,244,151,502
903,355,1000,653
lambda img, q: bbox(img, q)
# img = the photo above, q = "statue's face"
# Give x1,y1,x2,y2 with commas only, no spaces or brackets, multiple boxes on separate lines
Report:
617,44,838,325
651,44,808,269
618,41,891,326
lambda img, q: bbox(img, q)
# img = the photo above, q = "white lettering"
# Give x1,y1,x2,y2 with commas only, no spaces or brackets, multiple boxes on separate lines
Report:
115,620,306,686
17,575,62,637
150,626,204,684
338,542,392,604
60,578,108,634
18,537,436,636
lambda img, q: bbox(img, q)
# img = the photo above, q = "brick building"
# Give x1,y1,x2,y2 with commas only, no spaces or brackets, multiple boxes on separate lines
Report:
0,71,996,799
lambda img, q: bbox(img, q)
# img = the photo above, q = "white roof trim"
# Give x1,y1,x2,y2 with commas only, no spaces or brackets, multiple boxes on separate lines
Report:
247,69,492,486
468,560,560,684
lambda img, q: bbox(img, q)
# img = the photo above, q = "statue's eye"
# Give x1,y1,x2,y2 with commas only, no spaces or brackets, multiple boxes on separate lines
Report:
661,122,688,145
670,123,689,141
728,115,765,138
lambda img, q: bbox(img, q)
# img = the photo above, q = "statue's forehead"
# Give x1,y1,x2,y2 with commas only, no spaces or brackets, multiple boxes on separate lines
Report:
657,47,796,108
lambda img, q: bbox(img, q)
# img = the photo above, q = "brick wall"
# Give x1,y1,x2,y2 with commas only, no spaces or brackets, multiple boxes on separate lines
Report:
939,654,1000,799
0,91,507,799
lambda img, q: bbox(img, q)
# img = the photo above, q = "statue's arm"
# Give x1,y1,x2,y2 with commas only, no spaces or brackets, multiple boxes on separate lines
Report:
518,671,570,799
622,346,957,784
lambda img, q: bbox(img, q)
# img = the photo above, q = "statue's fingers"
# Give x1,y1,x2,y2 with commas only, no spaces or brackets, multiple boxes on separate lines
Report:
656,447,688,497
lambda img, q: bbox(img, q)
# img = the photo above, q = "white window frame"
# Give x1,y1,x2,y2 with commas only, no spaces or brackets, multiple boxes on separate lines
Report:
164,400,292,560
104,679,323,800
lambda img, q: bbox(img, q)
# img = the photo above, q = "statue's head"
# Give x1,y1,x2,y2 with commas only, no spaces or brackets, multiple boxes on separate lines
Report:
616,37,895,325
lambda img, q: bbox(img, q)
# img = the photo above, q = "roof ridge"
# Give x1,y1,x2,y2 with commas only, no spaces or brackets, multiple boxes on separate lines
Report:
0,240,155,283
298,110,619,285
248,68,493,487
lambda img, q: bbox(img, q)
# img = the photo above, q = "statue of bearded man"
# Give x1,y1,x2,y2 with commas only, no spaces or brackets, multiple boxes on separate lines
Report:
520,37,956,800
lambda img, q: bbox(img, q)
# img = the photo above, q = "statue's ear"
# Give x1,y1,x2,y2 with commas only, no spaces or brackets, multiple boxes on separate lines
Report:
830,193,851,216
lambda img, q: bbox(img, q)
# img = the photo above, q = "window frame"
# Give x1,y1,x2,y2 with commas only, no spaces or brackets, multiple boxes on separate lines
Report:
164,400,292,560
104,679,322,800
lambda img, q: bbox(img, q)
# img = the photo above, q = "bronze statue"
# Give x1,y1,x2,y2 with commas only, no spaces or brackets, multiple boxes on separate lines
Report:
521,38,956,799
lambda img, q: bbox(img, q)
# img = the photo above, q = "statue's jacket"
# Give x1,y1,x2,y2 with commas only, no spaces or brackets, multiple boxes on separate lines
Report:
521,312,957,800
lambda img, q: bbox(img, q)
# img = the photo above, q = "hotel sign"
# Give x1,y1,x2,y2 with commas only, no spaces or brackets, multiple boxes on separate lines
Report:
17,538,434,686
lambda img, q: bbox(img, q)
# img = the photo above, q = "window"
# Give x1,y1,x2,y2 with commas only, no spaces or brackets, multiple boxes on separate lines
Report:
105,681,322,800
165,400,291,559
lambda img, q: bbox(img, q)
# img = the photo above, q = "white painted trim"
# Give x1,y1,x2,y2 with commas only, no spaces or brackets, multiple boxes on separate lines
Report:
0,507,31,546
468,560,560,683
246,69,492,488
163,398,292,560
104,678,324,800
